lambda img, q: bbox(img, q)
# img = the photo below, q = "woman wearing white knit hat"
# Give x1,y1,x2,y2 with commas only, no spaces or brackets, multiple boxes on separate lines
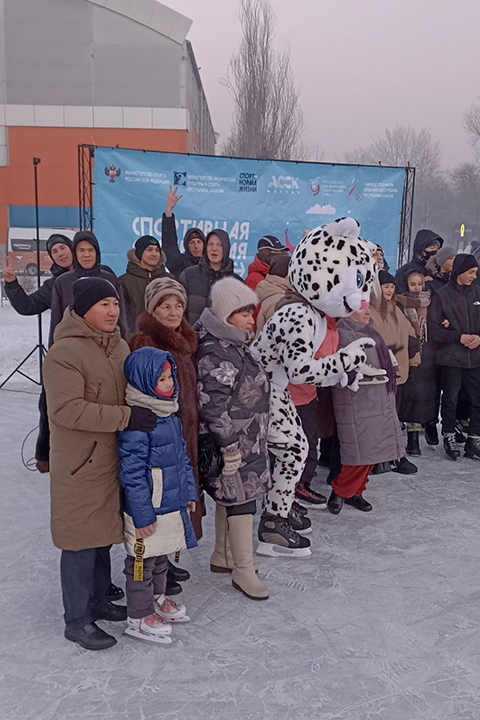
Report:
196,277,272,600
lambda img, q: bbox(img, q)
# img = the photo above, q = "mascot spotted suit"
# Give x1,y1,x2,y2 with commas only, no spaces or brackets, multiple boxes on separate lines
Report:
252,217,377,558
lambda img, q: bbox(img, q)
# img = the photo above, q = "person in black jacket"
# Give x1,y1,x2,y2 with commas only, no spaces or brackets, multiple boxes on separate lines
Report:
161,185,206,278
396,229,443,291
49,231,124,345
179,229,243,326
2,234,74,473
429,253,480,461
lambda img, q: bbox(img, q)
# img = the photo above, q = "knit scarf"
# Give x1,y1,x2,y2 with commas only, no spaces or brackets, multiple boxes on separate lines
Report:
396,291,430,345
125,384,179,417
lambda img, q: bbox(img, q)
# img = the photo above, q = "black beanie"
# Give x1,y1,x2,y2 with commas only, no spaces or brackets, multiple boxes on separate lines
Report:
451,253,478,283
72,277,119,318
46,234,72,259
134,235,160,260
379,270,397,286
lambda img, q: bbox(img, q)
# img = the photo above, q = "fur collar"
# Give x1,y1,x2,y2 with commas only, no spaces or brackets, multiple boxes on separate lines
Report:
136,312,198,354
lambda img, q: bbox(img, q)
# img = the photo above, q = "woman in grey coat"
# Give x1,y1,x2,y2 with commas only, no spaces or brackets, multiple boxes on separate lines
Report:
328,303,404,515
196,277,271,601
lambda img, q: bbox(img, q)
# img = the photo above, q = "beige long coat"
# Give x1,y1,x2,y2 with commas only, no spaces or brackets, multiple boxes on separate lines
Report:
43,308,131,551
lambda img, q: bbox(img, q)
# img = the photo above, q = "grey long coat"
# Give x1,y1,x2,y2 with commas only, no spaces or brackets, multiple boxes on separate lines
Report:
333,317,404,466
196,308,272,506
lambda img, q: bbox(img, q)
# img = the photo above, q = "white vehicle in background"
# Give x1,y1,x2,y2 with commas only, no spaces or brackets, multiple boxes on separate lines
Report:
7,227,77,276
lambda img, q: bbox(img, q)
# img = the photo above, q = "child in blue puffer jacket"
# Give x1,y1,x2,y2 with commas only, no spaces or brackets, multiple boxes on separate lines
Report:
118,347,198,644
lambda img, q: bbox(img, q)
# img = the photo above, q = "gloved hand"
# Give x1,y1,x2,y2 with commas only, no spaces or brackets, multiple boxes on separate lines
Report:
221,448,242,476
127,406,157,432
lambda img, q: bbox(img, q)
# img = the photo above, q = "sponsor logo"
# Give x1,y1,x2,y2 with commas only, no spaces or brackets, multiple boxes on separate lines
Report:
239,172,257,193
308,176,321,195
174,171,188,187
268,175,299,192
105,165,121,183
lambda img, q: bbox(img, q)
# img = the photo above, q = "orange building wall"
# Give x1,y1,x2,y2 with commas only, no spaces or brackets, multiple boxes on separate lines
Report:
0,125,193,245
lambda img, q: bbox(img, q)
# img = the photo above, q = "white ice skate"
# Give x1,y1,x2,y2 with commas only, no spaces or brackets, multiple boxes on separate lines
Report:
124,613,173,644
266,426,290,449
357,361,387,386
154,595,190,623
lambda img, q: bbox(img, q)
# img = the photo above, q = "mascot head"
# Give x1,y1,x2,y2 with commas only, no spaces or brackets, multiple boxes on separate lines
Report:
288,217,377,317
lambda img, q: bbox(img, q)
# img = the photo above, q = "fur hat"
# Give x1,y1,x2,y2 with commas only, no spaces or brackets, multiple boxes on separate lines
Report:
145,277,187,315
209,277,257,323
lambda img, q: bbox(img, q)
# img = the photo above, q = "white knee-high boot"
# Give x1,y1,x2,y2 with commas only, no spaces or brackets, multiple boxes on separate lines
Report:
210,504,234,573
227,515,269,601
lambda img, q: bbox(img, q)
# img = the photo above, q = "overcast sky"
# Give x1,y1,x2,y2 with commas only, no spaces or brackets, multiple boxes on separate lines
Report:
172,0,479,169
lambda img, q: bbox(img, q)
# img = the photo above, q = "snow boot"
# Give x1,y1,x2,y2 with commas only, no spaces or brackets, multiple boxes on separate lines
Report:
257,512,311,558
344,494,373,512
443,432,460,461
424,422,439,446
65,622,117,651
167,559,190,583
125,613,172,644
464,435,480,461
288,506,312,535
391,456,418,474
327,490,344,515
295,483,327,509
406,431,421,456
227,515,269,600
210,504,235,573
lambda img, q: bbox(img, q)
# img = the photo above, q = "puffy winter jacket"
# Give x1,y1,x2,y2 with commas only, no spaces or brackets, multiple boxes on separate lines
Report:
161,213,206,278
117,348,197,553
179,230,242,326
245,255,269,290
118,248,168,338
396,229,443,290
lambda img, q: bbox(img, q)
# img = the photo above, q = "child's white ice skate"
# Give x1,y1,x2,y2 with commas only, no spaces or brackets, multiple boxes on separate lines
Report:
154,594,190,623
357,361,388,386
124,613,173,644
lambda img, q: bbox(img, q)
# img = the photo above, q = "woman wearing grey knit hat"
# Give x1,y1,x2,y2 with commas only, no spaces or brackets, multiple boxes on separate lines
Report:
129,276,203,593
196,277,272,601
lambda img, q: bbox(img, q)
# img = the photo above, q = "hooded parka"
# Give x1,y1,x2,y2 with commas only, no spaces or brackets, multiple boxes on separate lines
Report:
396,229,444,291
43,308,131,551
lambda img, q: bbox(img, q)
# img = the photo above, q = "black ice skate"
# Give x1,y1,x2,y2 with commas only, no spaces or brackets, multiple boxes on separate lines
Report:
257,513,311,558
443,432,460,461
288,507,312,535
464,436,480,461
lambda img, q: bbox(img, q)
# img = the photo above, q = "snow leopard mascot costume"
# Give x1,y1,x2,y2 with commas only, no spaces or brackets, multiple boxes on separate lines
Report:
252,217,378,558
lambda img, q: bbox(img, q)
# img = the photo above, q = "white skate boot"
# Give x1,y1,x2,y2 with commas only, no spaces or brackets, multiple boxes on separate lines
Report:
154,594,190,623
357,361,387,386
124,613,173,644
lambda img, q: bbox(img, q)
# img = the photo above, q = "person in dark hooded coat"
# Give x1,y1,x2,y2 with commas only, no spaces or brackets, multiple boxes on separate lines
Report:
49,231,124,345
179,229,243,326
396,229,443,291
161,185,206,278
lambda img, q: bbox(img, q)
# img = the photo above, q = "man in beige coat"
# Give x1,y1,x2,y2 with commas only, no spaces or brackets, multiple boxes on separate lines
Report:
43,277,156,650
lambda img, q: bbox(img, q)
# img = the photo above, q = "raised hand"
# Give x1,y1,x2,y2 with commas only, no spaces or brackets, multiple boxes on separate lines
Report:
165,185,182,217
2,257,16,283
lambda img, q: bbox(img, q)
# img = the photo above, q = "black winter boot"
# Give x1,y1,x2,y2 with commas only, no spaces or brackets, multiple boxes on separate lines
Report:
406,431,421,456
344,494,373,512
391,457,418,474
464,436,480,461
443,432,460,461
106,583,124,601
424,422,439,446
167,559,190,582
327,490,344,515
65,622,117,650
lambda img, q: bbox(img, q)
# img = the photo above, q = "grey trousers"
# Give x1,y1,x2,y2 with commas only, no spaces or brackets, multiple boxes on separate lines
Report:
124,554,168,619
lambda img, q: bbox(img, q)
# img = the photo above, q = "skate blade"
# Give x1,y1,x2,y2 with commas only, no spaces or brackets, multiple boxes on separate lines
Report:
256,542,312,558
358,377,388,385
464,453,480,461
124,628,172,644
295,500,327,511
296,527,312,536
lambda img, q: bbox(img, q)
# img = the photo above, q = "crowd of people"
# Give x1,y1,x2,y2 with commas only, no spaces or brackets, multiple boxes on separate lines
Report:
3,187,480,652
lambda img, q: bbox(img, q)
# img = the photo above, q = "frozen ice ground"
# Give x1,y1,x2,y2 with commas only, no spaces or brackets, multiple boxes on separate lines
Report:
1,308,480,719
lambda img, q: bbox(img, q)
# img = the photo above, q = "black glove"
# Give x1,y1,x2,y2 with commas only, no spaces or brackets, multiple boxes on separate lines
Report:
127,406,157,432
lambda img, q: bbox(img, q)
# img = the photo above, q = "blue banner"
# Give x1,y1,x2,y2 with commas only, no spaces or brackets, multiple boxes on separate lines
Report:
93,147,406,277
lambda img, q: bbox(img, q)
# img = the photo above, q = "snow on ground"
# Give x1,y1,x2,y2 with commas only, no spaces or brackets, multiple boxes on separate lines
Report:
1,307,480,720
0,303,50,386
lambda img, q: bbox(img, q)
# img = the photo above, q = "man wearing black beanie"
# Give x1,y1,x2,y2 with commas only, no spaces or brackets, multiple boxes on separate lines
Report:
118,235,168,338
43,276,156,651
429,254,480,461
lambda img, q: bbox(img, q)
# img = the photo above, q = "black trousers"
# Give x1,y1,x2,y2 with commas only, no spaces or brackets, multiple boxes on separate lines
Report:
60,546,111,629
35,387,50,462
124,555,168,619
296,398,319,486
440,366,480,435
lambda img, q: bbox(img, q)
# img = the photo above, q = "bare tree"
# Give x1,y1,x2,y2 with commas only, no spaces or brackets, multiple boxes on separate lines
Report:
463,100,480,145
222,0,306,160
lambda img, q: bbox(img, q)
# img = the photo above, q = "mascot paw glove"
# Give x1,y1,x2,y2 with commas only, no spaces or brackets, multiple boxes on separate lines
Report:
340,337,375,372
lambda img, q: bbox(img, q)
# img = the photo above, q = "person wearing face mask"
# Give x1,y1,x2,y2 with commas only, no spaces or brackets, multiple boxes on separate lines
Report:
179,229,243,326
128,277,203,594
396,229,443,291
118,235,168,338
429,254,480,462
161,185,206,278
196,278,271,600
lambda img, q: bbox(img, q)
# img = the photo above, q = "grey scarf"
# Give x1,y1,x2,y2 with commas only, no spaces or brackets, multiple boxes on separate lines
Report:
125,384,179,417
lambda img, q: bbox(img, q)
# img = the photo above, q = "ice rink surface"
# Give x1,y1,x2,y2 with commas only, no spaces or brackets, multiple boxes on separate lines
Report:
1,306,480,720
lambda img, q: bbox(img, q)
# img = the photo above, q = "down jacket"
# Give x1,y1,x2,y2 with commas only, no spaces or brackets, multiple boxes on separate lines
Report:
161,213,206,278
117,348,197,556
118,248,168,338
43,308,131,551
333,317,404,466
196,308,272,506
